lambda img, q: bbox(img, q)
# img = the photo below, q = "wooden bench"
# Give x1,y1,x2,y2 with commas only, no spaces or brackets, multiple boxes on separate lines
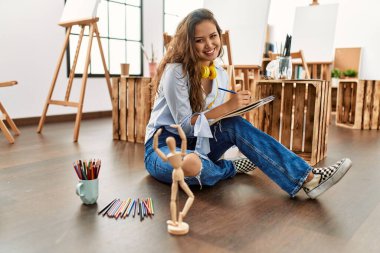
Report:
253,79,331,165
336,79,380,130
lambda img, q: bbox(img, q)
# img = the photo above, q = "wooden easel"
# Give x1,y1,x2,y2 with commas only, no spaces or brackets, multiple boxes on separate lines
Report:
37,17,112,142
0,81,21,144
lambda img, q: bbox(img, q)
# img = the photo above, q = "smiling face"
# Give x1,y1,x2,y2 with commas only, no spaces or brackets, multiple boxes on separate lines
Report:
194,20,221,66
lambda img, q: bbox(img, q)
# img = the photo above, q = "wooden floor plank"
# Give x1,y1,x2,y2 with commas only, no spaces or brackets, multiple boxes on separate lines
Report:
0,117,379,253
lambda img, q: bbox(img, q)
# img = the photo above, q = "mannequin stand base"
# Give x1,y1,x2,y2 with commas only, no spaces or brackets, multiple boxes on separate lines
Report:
167,221,189,235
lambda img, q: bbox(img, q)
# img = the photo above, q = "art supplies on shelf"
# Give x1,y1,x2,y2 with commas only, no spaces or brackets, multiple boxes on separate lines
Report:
73,159,101,180
98,197,155,221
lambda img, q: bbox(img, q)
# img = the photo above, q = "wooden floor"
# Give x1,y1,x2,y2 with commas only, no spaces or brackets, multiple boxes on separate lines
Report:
1,117,380,253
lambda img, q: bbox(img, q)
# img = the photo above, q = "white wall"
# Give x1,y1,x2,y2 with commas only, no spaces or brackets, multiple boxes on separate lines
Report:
268,0,380,79
0,0,164,119
142,0,163,76
204,0,270,66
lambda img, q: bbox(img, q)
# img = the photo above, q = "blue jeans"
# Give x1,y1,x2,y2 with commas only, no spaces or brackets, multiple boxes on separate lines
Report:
144,116,312,197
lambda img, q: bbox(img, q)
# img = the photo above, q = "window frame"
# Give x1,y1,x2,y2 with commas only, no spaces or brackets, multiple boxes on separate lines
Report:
65,0,143,78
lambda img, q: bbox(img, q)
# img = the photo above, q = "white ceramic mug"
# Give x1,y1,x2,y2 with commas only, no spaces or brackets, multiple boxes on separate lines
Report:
76,179,98,205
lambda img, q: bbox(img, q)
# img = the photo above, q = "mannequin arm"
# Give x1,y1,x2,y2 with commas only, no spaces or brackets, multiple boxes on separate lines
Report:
153,128,168,161
170,124,187,156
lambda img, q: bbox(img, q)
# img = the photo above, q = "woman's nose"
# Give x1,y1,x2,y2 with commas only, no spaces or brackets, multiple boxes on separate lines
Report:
205,39,213,48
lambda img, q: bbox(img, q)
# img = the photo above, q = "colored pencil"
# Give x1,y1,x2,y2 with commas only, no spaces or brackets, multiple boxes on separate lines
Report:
143,200,150,216
140,200,144,221
115,200,126,219
218,87,237,94
121,198,132,219
127,199,135,217
107,199,121,217
98,198,116,215
150,197,155,215
133,199,137,217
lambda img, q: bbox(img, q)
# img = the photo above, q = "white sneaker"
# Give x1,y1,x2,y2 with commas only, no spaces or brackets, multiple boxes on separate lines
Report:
303,158,352,199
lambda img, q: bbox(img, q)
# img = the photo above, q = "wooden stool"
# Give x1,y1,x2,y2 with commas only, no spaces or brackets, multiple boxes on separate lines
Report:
336,79,380,130
0,81,21,143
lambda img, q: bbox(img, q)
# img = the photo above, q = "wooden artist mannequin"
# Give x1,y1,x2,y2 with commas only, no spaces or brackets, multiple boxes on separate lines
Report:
153,125,196,235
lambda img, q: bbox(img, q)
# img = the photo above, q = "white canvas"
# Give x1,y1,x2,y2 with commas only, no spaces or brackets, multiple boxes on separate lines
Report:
60,0,101,23
204,0,271,66
292,4,339,63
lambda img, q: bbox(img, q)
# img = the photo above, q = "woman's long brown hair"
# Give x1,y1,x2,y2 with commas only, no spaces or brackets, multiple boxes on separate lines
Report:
152,8,224,113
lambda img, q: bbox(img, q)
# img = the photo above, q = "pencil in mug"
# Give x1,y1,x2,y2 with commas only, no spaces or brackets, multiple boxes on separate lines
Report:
73,163,81,179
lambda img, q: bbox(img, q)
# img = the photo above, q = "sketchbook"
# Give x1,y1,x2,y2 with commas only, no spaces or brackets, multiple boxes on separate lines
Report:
209,95,275,125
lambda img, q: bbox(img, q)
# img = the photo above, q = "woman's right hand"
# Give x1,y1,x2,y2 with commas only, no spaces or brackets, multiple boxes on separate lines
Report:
226,90,251,110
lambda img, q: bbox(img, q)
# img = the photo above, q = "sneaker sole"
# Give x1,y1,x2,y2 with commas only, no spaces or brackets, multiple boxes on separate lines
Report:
307,158,352,199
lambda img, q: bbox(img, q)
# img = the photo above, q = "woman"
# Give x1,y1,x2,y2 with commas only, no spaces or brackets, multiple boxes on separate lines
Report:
144,8,351,199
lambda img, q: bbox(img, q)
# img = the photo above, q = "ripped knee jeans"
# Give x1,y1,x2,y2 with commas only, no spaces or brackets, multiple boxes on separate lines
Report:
144,127,236,188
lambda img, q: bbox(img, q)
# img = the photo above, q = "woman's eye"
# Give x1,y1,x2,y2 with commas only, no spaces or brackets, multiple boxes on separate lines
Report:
211,34,217,39
195,39,203,43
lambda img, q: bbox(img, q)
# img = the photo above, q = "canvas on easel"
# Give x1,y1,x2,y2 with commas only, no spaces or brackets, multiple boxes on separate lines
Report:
37,0,111,142
60,0,101,24
292,4,339,62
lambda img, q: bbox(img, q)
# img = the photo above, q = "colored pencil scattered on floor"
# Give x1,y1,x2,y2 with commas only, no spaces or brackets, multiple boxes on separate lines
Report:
98,197,155,221
72,159,102,180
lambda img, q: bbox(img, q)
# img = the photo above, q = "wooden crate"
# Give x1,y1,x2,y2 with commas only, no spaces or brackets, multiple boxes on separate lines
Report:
336,79,380,130
253,80,331,165
112,77,153,143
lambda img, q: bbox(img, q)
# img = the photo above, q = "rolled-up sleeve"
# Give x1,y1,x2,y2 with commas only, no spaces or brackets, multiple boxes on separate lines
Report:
161,65,195,135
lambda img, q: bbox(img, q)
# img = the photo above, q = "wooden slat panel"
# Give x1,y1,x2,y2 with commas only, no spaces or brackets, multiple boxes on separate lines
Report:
354,80,365,129
271,84,282,141
142,79,152,133
363,80,373,130
292,83,306,153
350,82,357,124
253,80,261,127
120,78,127,141
317,81,326,162
281,83,293,148
257,84,266,130
343,83,352,123
371,81,380,130
135,78,143,143
336,81,344,124
312,65,318,79
310,82,322,165
247,78,257,124
263,84,273,134
323,81,332,157
304,83,316,153
112,77,119,140
127,78,135,142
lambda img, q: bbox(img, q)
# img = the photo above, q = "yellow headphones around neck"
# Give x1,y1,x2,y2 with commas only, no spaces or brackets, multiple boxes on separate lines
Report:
201,64,217,80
